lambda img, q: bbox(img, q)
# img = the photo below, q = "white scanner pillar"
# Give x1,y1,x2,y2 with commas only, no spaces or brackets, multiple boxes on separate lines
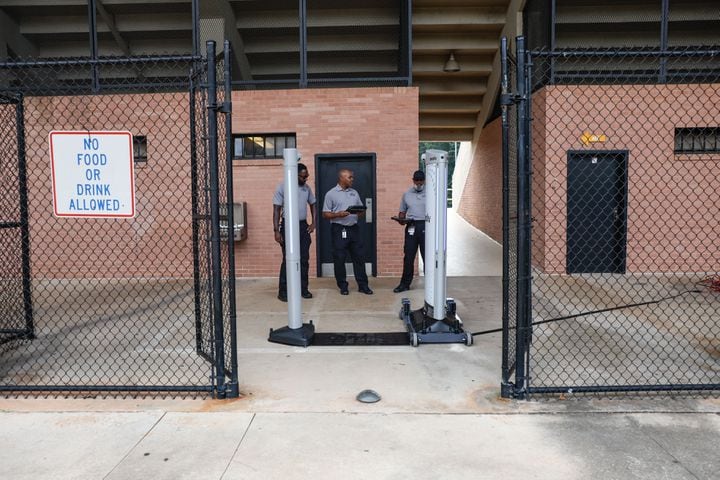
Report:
424,149,448,320
283,148,302,329
398,149,471,346
268,148,314,346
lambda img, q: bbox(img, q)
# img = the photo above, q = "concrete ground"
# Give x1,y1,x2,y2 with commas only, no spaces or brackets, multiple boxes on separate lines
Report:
1,209,718,479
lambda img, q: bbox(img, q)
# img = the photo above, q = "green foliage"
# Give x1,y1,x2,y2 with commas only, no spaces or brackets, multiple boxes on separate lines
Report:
418,142,459,188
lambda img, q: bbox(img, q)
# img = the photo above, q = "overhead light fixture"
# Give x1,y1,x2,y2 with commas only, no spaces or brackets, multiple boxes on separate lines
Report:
443,52,461,72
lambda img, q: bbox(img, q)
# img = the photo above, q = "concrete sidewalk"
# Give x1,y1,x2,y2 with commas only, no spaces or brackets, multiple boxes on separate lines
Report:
1,405,719,479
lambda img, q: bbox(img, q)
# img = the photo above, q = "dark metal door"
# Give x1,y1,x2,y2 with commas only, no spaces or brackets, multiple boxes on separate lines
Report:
315,154,377,278
567,151,628,274
0,95,33,344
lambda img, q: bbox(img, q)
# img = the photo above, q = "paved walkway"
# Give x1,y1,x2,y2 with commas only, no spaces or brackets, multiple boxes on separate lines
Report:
420,208,502,277
1,405,718,479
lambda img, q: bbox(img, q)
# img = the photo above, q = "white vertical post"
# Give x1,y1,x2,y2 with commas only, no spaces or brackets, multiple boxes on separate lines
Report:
424,155,436,310
283,148,302,329
424,149,448,320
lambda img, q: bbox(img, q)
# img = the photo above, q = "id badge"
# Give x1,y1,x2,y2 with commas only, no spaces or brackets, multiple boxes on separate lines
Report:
408,225,415,236
342,228,347,239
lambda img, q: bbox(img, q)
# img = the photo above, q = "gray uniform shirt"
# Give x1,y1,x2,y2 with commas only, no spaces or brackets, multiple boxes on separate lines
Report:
400,186,426,220
273,182,316,221
323,185,362,226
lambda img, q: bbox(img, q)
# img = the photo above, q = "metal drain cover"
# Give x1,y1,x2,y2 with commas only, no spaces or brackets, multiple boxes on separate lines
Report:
356,389,381,403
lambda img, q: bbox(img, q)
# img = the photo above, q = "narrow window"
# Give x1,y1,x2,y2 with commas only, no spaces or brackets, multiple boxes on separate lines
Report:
674,127,720,154
232,133,297,159
133,135,147,163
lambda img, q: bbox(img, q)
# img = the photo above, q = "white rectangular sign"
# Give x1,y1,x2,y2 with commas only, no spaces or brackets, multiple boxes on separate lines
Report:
49,131,135,218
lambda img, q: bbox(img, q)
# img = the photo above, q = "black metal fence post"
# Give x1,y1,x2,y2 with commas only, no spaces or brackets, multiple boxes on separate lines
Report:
500,37,512,397
299,0,308,88
223,40,239,398
522,45,534,397
87,0,99,93
514,36,531,398
15,96,33,338
206,40,227,398
190,61,203,356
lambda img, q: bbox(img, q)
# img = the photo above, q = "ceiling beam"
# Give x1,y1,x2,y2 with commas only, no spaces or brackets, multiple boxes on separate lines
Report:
412,54,494,74
20,14,189,34
0,9,38,58
412,33,499,53
0,0,192,4
413,6,506,30
420,128,474,142
234,8,398,29
474,0,525,144
420,95,483,113
201,0,252,81
96,0,131,56
417,78,487,95
420,113,479,128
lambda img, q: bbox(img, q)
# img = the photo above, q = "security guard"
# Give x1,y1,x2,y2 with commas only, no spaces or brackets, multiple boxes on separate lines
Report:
393,170,426,293
322,168,373,296
272,163,316,302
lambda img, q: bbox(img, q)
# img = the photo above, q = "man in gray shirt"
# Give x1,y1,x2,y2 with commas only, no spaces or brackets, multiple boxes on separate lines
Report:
322,168,373,295
392,170,426,293
273,163,316,301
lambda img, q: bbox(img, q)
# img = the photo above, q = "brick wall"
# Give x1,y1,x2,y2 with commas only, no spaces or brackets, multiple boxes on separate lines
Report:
456,117,503,243
231,87,419,277
534,83,720,273
22,93,194,278
16,87,419,279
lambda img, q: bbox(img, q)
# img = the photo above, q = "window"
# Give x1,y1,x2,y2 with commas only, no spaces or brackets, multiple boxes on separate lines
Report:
674,127,720,154
233,133,296,159
133,135,147,163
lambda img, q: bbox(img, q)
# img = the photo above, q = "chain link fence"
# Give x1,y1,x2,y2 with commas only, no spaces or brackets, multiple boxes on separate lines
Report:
0,42,237,397
503,37,720,397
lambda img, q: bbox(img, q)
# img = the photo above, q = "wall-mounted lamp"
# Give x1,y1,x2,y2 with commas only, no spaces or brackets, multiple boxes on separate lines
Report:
443,52,461,72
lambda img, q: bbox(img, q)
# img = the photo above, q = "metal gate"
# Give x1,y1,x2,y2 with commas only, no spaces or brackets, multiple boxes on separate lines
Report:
501,36,720,398
0,94,33,347
0,41,237,397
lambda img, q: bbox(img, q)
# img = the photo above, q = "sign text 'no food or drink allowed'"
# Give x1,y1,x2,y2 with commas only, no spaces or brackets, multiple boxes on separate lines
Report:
49,131,135,218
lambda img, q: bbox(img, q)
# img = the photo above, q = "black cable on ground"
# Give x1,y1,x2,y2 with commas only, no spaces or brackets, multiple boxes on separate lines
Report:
471,289,702,337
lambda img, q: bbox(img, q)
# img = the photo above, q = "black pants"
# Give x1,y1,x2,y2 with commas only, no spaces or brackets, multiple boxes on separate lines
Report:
400,221,425,287
331,223,369,289
278,220,311,295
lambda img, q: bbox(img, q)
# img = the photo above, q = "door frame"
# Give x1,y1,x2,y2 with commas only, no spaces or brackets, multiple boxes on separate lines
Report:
314,153,377,278
566,149,629,274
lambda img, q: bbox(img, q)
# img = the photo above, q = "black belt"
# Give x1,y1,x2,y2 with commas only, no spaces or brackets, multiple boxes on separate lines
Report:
332,223,357,228
280,220,308,227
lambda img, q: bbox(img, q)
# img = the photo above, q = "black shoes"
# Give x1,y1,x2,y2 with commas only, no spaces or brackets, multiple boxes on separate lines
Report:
340,287,349,295
359,286,374,295
393,285,410,293
279,292,313,300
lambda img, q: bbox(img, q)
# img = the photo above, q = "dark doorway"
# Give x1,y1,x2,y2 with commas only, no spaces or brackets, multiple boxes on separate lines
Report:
315,153,376,278
566,150,628,274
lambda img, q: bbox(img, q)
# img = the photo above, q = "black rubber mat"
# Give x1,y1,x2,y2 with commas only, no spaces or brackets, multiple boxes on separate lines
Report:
312,332,410,346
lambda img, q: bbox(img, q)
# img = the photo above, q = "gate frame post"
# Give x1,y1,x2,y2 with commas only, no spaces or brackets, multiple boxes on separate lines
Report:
514,36,532,399
222,40,239,398
500,37,513,398
16,96,34,338
206,40,227,398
